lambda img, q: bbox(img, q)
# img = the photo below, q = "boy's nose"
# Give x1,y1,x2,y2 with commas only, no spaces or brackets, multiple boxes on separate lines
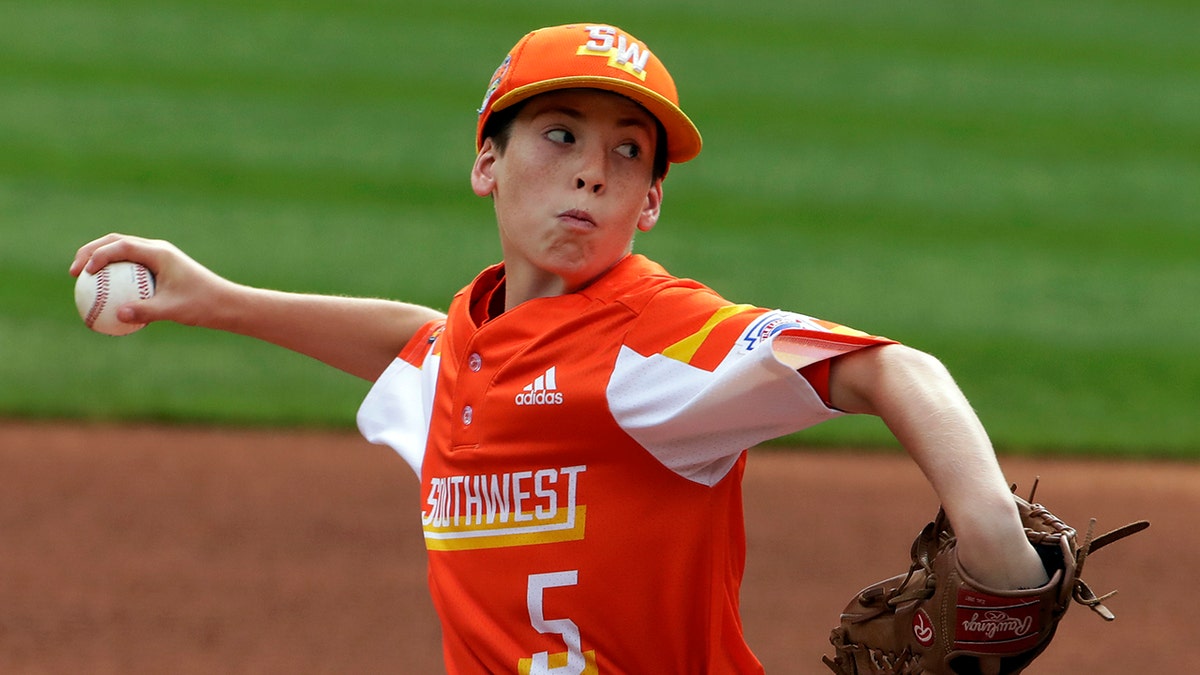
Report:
575,177,603,193
573,147,606,194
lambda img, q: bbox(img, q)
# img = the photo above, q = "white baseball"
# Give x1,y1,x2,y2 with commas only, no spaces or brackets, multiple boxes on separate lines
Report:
74,261,156,336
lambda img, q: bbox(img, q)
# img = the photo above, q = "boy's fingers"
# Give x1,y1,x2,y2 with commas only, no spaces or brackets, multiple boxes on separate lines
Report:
69,233,129,274
117,301,154,325
70,234,163,277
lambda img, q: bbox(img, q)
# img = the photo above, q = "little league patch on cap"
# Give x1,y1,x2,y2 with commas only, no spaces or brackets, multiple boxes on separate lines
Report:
476,23,702,164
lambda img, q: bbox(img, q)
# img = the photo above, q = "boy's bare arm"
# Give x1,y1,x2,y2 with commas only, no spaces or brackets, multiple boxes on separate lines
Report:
827,343,1049,590
70,233,445,381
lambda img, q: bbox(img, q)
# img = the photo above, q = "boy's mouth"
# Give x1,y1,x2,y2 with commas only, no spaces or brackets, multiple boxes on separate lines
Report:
558,209,596,229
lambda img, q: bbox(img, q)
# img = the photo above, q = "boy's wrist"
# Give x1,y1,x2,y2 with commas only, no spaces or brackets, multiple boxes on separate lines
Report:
953,504,1051,590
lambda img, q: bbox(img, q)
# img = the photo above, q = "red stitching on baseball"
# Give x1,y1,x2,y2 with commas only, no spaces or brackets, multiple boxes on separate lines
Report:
85,268,110,329
135,265,153,299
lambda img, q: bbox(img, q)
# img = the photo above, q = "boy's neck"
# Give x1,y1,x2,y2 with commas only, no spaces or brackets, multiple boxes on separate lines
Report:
502,268,574,312
499,254,631,312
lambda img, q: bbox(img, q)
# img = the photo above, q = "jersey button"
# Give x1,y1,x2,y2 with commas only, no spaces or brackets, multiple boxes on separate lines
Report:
462,405,473,426
468,353,482,372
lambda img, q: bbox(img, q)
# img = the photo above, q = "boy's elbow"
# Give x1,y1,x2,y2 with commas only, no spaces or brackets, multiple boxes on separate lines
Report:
884,343,952,379
828,343,955,415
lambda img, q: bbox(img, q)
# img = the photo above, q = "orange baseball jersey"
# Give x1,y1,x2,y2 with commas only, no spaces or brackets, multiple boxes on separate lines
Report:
358,255,892,674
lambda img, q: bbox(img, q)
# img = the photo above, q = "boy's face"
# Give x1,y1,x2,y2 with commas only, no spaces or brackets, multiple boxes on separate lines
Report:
472,89,664,296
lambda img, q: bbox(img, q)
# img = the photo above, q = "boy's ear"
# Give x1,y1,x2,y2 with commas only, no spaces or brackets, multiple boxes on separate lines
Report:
637,179,664,232
471,139,498,197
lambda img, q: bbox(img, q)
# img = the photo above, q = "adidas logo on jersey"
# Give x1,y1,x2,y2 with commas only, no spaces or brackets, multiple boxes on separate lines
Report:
515,367,564,406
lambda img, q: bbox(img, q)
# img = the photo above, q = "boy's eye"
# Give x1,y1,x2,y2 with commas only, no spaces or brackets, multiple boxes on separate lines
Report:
616,143,641,159
547,129,575,144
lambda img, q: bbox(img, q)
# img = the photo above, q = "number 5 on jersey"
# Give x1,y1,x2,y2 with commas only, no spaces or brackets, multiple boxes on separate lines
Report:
520,571,599,675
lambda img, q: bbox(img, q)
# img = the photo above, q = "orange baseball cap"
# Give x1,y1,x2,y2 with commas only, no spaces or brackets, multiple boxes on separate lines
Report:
476,23,702,164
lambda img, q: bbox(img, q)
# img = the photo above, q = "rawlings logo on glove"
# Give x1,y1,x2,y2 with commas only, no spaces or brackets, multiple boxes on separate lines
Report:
954,591,1041,652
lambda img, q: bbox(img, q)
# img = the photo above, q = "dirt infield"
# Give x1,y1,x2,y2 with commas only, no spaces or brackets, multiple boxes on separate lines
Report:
1,421,1193,673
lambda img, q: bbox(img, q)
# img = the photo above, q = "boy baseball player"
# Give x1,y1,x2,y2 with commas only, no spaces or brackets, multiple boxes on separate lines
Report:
71,23,1049,674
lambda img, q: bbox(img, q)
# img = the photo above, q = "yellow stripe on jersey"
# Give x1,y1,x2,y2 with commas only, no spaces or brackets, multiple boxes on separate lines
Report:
813,318,872,338
519,649,599,675
424,506,588,551
661,304,756,365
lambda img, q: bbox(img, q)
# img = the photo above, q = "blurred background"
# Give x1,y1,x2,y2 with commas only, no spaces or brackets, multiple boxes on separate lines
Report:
2,0,1197,454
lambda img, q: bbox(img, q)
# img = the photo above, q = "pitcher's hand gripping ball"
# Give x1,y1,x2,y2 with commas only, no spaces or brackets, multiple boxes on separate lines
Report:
74,261,156,336
822,481,1148,675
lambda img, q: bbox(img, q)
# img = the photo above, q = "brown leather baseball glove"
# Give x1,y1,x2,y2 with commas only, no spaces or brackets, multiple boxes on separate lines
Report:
821,481,1148,675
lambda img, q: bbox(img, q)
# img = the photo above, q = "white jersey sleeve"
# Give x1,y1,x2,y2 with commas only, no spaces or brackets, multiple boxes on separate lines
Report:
357,325,443,478
607,309,884,486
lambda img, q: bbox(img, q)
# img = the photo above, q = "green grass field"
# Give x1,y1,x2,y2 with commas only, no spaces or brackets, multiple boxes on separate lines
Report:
2,0,1196,457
